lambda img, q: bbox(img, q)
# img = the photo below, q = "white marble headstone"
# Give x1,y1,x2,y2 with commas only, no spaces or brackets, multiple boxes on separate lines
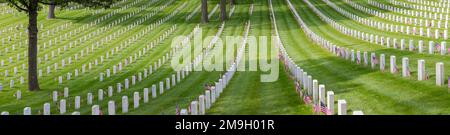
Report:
122,96,129,113
75,96,80,109
43,103,51,115
143,88,149,103
133,92,140,109
108,101,116,115
60,99,66,114
24,107,31,115
338,100,347,115
92,105,100,115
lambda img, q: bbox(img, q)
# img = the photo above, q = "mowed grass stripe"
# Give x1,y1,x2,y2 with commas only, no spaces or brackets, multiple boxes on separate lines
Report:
207,0,309,115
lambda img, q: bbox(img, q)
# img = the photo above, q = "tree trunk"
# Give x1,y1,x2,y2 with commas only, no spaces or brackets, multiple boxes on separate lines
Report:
220,0,227,21
47,4,56,19
230,0,235,5
201,0,208,23
28,0,40,91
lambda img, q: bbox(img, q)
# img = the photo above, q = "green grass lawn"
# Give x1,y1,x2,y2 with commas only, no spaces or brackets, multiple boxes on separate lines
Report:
273,0,450,114
0,0,449,115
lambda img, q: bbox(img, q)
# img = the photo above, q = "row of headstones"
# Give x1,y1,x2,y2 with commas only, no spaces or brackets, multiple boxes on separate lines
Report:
0,9,23,16
0,21,170,90
271,3,363,115
228,5,236,18
6,58,191,115
208,4,220,19
64,3,84,11
38,5,178,83
168,24,226,115
387,0,422,11
100,24,200,85
335,47,447,86
32,0,168,68
0,50,27,65
110,0,130,8
1,0,133,42
389,0,450,13
308,0,449,56
290,0,449,89
186,5,201,21
0,20,70,40
368,0,442,18
0,23,23,37
90,0,145,27
1,89,140,115
183,20,251,115
368,0,446,20
97,27,178,82
336,22,449,55
183,72,232,115
55,23,177,85
395,0,450,11
0,5,18,15
0,77,26,90
88,71,197,116
67,42,175,92
38,0,173,64
24,0,160,57
333,2,449,79
206,22,226,50
249,4,254,16
0,23,25,37
57,23,198,108
0,0,159,73
39,23,73,39
33,0,159,60
299,9,449,88
323,0,449,40
345,0,449,30
407,0,450,8
29,34,198,115
0,1,188,112
0,23,71,57
13,25,200,114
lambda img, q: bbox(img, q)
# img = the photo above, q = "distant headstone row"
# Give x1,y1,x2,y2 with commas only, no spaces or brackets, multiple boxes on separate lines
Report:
273,0,361,115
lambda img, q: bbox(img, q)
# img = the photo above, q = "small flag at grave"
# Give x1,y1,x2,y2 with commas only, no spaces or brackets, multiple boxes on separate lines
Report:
357,55,360,64
394,65,398,73
320,101,332,115
406,67,411,77
372,55,378,64
188,103,191,114
295,82,301,94
436,43,441,52
303,96,312,104
313,104,320,113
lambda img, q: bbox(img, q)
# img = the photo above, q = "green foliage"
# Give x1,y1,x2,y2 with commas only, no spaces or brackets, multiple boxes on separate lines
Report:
4,0,117,12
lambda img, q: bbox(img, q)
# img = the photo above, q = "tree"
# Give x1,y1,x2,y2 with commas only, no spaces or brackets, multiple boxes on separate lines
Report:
201,0,208,23
47,0,56,19
46,0,114,19
219,0,226,21
5,0,115,91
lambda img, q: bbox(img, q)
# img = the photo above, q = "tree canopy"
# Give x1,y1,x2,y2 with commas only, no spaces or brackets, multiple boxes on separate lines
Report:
6,0,114,12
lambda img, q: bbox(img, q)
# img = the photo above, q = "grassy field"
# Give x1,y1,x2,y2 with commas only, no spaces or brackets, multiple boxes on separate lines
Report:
0,0,308,115
274,0,450,114
0,0,449,115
